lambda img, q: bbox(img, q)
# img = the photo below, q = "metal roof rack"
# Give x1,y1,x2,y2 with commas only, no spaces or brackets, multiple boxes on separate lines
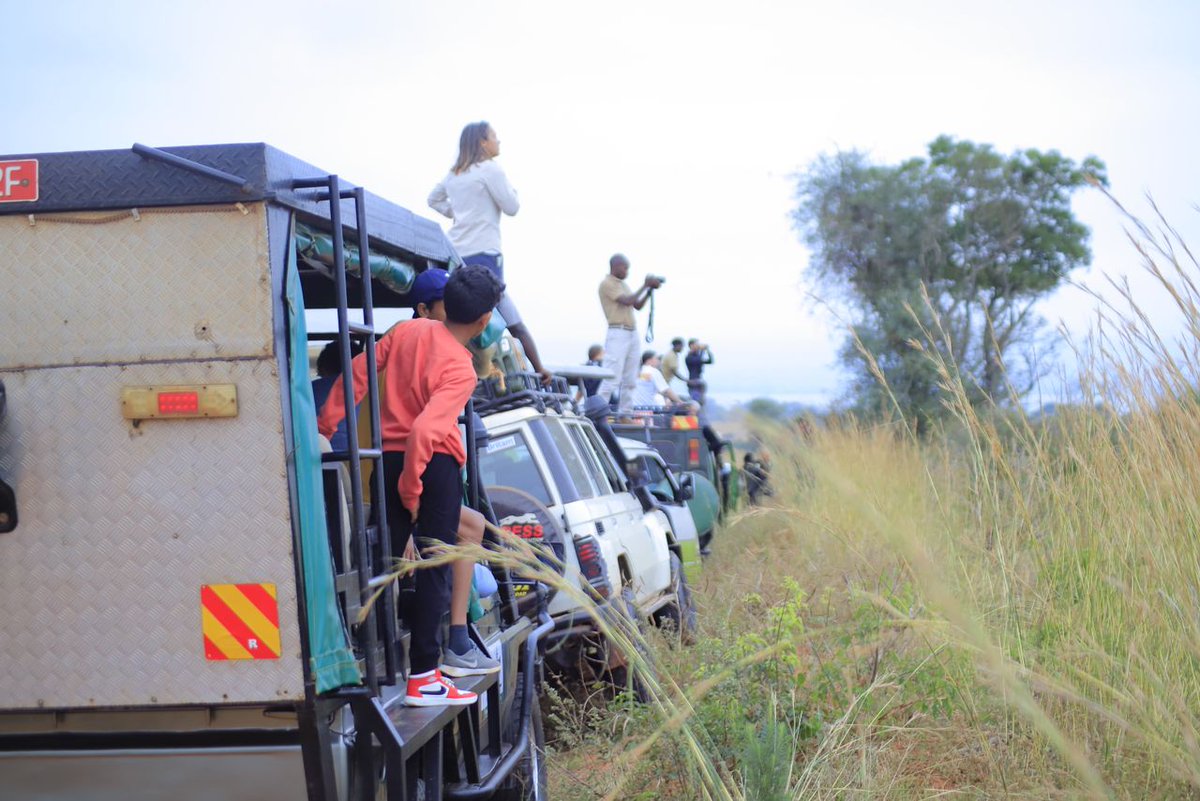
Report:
473,371,576,416
612,405,700,429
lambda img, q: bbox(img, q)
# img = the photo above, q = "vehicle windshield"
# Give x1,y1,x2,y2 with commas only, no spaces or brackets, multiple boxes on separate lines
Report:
478,431,554,507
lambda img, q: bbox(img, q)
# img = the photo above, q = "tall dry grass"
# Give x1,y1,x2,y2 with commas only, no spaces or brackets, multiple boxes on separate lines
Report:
545,200,1200,800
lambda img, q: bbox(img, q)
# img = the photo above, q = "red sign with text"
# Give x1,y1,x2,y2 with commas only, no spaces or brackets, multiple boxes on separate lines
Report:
0,160,38,203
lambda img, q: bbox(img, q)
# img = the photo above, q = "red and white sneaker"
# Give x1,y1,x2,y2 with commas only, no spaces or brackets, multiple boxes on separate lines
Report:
404,669,477,707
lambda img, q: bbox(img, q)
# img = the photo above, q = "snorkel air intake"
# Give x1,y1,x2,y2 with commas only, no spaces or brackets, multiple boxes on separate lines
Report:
583,395,628,469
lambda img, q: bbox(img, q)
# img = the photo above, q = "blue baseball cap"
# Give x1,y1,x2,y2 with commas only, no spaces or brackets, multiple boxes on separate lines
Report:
410,268,449,309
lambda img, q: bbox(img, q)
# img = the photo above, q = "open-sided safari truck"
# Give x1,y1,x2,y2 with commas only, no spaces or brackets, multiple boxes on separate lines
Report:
0,144,551,800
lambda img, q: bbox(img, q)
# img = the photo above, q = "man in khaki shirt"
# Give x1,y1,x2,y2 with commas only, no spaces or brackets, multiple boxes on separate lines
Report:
660,337,686,389
596,253,661,414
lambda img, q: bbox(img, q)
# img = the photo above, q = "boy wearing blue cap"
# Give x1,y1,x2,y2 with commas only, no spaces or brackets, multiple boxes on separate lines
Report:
409,266,450,321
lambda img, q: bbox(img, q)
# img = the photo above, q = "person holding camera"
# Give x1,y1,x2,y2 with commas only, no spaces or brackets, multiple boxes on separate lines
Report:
596,253,662,415
686,338,714,405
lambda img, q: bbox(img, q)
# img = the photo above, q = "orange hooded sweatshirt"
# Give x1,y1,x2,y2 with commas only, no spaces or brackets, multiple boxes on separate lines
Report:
317,318,475,513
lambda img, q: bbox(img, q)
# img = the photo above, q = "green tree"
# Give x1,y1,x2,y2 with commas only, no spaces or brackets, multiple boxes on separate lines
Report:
793,136,1106,431
746,397,786,421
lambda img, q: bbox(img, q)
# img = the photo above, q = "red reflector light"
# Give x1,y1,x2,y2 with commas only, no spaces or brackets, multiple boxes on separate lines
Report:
158,391,200,415
688,438,701,467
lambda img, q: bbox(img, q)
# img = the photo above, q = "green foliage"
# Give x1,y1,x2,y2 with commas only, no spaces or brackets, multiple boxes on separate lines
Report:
550,197,1200,800
793,136,1107,431
745,396,786,421
739,704,796,801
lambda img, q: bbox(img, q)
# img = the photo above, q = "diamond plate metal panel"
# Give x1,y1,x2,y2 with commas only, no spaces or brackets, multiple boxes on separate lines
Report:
0,359,306,709
0,145,270,213
0,144,457,267
0,206,274,371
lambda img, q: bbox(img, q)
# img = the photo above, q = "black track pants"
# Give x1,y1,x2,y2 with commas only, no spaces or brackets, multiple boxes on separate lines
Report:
383,451,460,675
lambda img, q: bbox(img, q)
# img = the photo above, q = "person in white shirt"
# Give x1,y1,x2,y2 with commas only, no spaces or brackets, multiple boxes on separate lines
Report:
632,350,694,409
428,121,550,384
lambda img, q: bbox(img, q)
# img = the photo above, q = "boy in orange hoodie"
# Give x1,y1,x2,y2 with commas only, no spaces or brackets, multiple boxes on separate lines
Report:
319,264,503,706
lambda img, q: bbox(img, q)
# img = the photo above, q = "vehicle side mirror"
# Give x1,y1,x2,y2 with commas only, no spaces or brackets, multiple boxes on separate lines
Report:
677,472,695,501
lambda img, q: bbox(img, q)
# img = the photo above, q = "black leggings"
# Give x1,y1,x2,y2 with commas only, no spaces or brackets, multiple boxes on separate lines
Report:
383,451,461,674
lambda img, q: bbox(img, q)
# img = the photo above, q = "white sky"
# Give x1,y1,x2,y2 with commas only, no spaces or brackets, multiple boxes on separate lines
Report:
5,0,1198,406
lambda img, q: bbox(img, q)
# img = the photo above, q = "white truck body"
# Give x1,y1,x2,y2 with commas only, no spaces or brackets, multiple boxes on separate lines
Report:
0,204,306,710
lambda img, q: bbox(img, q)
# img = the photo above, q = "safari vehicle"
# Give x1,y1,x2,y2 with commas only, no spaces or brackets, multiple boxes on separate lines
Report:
611,409,732,549
0,143,551,800
619,437,700,642
472,376,695,681
618,437,702,582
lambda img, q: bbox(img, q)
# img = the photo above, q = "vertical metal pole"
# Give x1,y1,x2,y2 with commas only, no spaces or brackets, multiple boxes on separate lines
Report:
329,174,378,692
464,399,480,511
466,402,519,624
352,186,399,685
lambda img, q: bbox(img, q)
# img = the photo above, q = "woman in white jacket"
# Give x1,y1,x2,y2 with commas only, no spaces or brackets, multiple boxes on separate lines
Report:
428,122,550,383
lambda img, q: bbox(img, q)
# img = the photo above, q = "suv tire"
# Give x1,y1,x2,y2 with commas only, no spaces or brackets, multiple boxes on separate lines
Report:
607,586,654,703
654,552,697,645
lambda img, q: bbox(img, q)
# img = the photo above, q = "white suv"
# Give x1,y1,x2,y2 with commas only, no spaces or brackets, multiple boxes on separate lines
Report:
476,398,686,678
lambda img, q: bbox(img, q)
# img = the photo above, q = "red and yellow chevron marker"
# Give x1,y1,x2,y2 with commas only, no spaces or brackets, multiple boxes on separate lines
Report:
201,583,281,661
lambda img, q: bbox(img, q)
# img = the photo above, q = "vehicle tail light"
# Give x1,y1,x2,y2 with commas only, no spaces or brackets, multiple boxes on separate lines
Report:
573,535,611,599
688,437,701,467
157,391,199,415
121,384,238,420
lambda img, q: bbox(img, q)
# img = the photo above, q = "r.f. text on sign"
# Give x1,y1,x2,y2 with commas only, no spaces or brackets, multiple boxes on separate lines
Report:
0,160,38,203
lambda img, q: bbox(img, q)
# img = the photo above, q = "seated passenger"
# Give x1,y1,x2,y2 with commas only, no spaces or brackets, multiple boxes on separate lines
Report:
631,350,695,409
311,340,362,452
575,343,605,403
319,264,504,707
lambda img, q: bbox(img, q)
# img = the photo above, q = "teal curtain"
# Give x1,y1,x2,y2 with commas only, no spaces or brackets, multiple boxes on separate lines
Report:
285,222,362,693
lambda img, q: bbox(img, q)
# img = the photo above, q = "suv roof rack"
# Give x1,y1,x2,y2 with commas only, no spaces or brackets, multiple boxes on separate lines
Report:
474,371,577,416
612,405,700,430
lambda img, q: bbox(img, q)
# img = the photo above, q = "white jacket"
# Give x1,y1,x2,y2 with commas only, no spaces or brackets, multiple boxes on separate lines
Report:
427,160,520,256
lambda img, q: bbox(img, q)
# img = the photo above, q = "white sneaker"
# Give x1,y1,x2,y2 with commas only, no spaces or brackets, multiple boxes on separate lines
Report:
440,642,501,678
404,670,477,707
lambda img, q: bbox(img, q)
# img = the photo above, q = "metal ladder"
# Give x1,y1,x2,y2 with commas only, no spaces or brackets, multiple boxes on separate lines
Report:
291,179,545,799
294,173,399,693
294,173,424,801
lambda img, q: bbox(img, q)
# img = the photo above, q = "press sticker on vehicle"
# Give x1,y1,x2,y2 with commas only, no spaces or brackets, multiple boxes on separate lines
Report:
486,435,516,453
201,583,282,661
0,160,38,204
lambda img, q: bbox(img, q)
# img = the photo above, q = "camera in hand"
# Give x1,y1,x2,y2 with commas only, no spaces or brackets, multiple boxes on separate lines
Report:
647,274,666,286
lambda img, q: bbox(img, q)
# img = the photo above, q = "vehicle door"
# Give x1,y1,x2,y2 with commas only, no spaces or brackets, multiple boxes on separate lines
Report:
638,452,702,575
562,419,670,604
517,416,621,594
